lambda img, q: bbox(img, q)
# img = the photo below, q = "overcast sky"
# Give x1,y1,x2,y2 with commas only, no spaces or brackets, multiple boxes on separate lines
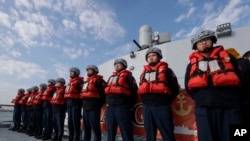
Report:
1,0,250,104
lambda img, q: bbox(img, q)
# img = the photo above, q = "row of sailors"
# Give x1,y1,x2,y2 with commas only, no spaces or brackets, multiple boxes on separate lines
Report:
8,47,180,141
8,56,149,141
9,64,109,141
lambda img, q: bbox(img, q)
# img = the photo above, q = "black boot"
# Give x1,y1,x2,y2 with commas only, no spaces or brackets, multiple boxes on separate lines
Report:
19,127,27,133
8,126,16,131
57,137,62,141
25,129,32,134
34,132,42,138
42,134,51,140
27,129,35,136
17,127,24,132
13,126,19,131
28,131,35,136
57,136,63,141
37,133,46,139
50,135,58,141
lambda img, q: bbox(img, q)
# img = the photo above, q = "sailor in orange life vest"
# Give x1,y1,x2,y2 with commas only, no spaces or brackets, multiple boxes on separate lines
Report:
236,51,250,125
80,65,106,141
51,78,67,141
18,88,32,133
138,47,179,141
25,87,35,135
184,30,243,141
64,67,84,141
9,88,25,131
32,83,47,138
38,79,56,140
26,86,39,136
23,88,33,134
105,58,138,141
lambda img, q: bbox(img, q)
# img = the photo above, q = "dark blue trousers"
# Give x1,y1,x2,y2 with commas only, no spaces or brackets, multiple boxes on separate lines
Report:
67,106,81,141
43,107,52,134
106,105,134,141
26,107,32,131
13,105,22,128
82,110,101,141
21,109,28,128
34,109,43,134
28,107,35,132
53,112,65,139
143,104,175,141
195,107,242,141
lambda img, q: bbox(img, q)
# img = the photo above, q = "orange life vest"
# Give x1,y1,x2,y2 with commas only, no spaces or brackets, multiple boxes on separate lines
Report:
105,70,132,96
138,61,172,95
64,76,84,99
80,74,103,99
51,86,66,105
19,93,31,105
41,86,56,100
11,93,25,104
32,91,43,104
26,93,36,106
188,46,241,90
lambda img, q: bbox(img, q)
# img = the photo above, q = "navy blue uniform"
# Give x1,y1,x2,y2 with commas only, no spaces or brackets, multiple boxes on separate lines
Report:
237,58,250,125
66,78,83,141
82,78,106,141
185,54,242,141
106,75,138,141
140,68,179,141
52,104,66,141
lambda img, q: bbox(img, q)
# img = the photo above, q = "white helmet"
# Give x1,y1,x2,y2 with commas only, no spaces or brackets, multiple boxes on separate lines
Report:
86,65,99,73
18,88,25,94
39,83,47,89
191,30,217,50
26,88,32,93
48,79,56,85
114,58,127,68
32,86,39,92
70,67,80,76
145,47,162,60
56,77,66,85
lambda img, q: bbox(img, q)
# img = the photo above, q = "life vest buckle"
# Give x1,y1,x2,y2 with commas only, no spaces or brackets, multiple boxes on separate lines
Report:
206,71,211,75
